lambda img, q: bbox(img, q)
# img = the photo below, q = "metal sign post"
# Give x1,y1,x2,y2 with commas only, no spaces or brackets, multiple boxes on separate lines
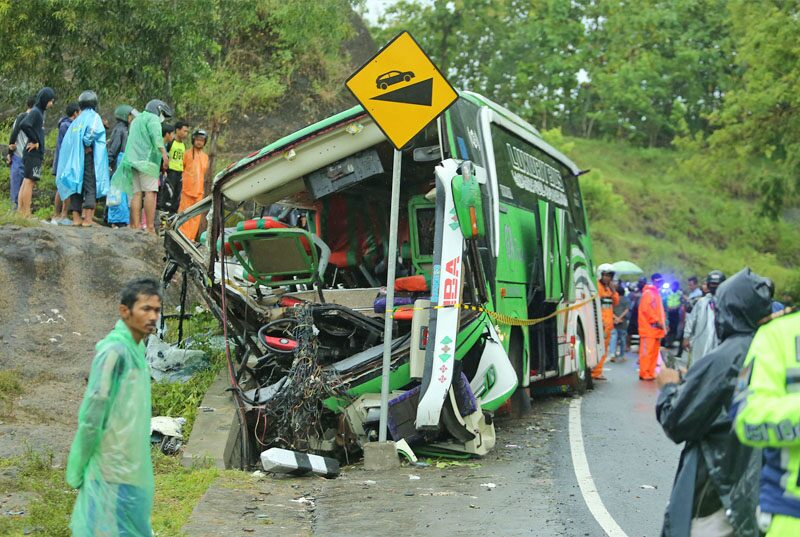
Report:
378,148,402,442
345,31,457,460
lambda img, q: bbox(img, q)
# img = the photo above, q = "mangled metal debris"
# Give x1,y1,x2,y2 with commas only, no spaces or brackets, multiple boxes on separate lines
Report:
161,92,600,470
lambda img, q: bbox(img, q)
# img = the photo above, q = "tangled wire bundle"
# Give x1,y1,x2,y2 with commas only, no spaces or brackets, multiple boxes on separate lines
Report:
259,305,348,451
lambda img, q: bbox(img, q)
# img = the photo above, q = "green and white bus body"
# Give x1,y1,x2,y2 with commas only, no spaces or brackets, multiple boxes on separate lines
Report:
165,90,600,461
434,93,601,403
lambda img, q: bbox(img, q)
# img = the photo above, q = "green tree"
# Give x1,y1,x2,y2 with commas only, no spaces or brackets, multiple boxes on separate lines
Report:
705,0,800,218
579,0,734,146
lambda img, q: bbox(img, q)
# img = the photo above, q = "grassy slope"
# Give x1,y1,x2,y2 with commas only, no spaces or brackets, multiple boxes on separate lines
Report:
560,136,800,295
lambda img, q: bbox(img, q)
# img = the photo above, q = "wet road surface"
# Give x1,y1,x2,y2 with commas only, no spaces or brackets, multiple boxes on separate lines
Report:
185,351,681,536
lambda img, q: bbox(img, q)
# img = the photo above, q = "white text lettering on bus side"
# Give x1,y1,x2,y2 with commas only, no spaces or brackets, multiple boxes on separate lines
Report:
505,143,568,207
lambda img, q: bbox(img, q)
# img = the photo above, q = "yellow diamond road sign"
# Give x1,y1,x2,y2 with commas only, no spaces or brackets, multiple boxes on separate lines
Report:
346,31,458,150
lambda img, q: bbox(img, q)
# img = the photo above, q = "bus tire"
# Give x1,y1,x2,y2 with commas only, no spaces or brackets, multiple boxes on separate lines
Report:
508,330,531,417
571,326,591,394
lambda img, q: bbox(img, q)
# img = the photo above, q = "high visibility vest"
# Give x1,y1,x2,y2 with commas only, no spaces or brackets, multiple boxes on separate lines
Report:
168,140,185,172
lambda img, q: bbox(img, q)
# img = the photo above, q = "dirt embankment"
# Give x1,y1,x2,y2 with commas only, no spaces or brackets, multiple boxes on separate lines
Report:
0,225,164,460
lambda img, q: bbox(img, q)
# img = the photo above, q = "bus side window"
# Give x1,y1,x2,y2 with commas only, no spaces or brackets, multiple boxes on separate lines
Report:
564,175,587,234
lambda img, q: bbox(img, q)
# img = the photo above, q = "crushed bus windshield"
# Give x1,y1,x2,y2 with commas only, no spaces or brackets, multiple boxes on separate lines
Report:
162,93,602,468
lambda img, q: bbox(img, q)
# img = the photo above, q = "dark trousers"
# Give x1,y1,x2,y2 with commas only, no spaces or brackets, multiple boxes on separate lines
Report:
70,150,97,212
157,169,182,213
666,309,683,355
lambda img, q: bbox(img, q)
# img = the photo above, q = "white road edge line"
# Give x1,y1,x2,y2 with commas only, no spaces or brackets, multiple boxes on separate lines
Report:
568,397,630,537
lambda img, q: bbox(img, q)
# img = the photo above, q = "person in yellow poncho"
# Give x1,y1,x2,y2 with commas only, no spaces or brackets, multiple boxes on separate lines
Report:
178,129,209,241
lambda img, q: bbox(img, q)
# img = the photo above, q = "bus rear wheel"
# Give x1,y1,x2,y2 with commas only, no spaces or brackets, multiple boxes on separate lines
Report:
508,330,531,417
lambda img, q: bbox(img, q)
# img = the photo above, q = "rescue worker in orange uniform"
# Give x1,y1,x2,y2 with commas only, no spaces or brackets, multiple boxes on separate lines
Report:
638,272,666,380
591,264,620,380
178,129,209,241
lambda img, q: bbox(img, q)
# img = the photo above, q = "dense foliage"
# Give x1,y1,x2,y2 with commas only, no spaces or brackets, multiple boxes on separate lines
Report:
374,0,800,215
0,0,358,184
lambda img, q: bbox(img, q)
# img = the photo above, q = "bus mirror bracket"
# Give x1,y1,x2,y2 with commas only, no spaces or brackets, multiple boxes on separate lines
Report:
451,161,486,239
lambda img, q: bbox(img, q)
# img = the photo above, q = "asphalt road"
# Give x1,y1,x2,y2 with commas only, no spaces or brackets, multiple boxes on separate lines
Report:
567,352,682,536
184,350,683,536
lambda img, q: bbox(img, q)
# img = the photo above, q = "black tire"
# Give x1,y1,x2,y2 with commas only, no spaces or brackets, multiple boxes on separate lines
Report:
508,330,531,417
571,326,591,394
403,75,411,82
379,83,388,90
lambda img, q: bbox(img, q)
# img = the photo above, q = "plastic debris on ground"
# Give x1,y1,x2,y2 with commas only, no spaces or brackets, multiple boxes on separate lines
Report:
150,416,186,455
146,335,210,382
395,438,418,463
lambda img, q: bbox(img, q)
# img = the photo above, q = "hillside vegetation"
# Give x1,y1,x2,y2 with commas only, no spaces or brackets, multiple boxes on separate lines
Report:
559,134,800,296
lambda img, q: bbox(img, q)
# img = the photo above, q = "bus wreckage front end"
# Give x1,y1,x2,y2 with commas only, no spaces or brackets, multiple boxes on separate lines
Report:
163,93,597,468
163,102,517,465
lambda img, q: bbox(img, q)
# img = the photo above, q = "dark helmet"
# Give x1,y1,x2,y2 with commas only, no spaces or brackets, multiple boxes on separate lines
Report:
114,104,134,122
706,270,726,286
192,128,208,141
144,99,173,121
78,90,98,110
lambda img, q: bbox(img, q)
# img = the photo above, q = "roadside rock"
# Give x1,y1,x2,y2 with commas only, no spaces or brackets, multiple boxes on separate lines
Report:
0,225,163,460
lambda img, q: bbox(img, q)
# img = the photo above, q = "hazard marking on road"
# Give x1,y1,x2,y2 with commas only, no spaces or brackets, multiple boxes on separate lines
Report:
345,31,458,150
568,398,630,537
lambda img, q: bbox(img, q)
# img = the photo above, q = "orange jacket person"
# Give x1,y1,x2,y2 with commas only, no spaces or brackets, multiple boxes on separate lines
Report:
638,273,666,380
178,129,209,241
591,264,619,380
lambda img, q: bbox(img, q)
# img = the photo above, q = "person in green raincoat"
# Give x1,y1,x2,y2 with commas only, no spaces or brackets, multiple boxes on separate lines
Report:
66,278,162,536
110,99,172,233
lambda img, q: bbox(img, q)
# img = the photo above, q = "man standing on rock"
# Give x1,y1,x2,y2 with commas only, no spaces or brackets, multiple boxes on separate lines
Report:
111,99,172,233
56,91,110,227
6,95,35,210
178,128,209,241
16,87,56,217
66,278,162,536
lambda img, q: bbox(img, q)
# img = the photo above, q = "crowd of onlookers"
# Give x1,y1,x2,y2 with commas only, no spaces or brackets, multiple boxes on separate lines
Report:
595,264,799,536
5,87,208,239
599,270,793,369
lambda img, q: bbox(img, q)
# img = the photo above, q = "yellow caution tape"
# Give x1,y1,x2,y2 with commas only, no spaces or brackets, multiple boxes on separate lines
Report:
391,294,598,327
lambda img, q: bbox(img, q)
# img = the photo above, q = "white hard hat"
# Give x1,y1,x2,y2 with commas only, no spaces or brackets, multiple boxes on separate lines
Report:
597,263,615,279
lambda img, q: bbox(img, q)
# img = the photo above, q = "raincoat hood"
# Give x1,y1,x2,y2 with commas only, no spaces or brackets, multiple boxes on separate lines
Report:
35,87,56,110
715,268,772,341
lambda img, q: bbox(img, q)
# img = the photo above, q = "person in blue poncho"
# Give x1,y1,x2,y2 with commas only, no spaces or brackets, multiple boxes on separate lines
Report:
56,90,110,227
51,102,80,225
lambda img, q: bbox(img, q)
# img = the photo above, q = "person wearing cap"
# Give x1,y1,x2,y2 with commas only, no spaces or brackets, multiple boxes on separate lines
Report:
55,90,110,227
683,270,726,367
591,264,620,380
178,129,209,241
638,273,666,380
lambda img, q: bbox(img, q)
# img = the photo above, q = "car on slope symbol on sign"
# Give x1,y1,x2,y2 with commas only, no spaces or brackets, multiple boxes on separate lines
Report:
376,70,415,90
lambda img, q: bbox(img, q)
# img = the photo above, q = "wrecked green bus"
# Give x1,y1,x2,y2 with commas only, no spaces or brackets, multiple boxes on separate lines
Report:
163,91,602,464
